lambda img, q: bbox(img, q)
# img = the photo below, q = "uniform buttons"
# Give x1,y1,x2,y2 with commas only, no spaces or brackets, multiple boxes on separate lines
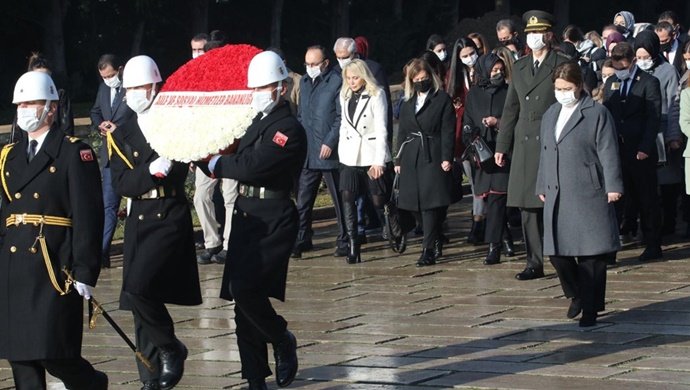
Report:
133,151,139,158
49,166,56,173
555,185,558,190
544,146,547,150
156,213,162,219
14,193,21,199
547,185,551,190
33,193,40,199
233,210,238,215
9,246,16,253
536,136,540,140
138,215,144,220
526,96,530,101
524,136,529,140
4,171,9,177
243,212,248,217
29,247,37,253
535,96,540,100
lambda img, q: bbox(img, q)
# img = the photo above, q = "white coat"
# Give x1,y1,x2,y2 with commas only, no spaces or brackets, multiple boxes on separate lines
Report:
337,88,391,167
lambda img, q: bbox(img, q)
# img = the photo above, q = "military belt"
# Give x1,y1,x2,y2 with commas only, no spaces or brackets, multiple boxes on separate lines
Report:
138,185,178,200
6,213,72,228
238,184,289,200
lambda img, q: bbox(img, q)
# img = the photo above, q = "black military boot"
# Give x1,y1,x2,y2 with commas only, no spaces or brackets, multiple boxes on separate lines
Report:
503,224,515,257
158,339,188,390
141,381,160,390
416,248,436,267
433,239,443,259
484,242,501,265
273,330,298,387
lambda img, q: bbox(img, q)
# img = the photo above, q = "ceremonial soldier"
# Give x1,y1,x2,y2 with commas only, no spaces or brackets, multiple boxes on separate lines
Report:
0,71,107,388
198,51,305,390
105,55,202,390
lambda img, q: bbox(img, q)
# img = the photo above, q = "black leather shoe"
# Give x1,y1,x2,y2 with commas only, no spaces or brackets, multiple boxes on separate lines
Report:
433,239,443,259
639,245,662,262
579,312,597,327
515,267,545,280
483,243,501,265
273,330,298,387
212,249,227,264
567,298,582,319
197,245,222,265
290,245,302,259
141,381,160,390
247,378,268,390
333,244,348,257
416,248,436,267
91,370,108,390
159,339,188,390
502,238,515,257
101,260,111,269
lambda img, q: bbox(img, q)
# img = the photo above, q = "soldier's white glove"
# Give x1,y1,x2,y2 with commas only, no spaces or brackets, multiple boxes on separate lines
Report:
74,281,93,299
149,157,172,178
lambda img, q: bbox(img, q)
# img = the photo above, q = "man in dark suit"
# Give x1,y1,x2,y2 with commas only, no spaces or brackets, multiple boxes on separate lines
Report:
90,54,134,268
655,21,685,76
494,10,568,281
603,42,663,261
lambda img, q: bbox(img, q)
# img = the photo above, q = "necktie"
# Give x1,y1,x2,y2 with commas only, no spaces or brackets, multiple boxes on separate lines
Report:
110,88,117,107
533,60,540,76
28,140,38,162
620,79,628,100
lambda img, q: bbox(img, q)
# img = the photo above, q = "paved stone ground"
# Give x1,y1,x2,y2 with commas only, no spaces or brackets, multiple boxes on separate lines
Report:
3,198,690,389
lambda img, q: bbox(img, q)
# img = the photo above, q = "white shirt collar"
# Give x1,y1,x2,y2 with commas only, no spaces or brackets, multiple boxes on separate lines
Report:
27,129,50,156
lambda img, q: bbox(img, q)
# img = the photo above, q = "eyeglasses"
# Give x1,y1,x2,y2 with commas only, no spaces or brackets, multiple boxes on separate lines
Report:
304,60,325,67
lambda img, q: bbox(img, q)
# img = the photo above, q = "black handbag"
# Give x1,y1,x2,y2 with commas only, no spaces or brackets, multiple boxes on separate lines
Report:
471,136,493,163
384,174,416,253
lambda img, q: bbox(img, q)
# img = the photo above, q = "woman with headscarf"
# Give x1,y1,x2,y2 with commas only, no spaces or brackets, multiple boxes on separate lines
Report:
605,32,625,57
462,54,513,264
613,10,636,45
635,30,683,236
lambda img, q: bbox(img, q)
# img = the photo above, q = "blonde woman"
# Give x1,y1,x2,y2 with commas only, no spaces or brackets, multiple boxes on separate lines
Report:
338,59,392,264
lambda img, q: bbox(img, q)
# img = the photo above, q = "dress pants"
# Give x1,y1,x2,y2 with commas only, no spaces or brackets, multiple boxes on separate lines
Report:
101,166,119,266
133,313,161,381
550,254,608,313
421,207,444,249
231,284,288,380
485,193,507,243
295,168,347,246
10,357,105,390
520,208,544,270
193,167,238,250
617,159,662,246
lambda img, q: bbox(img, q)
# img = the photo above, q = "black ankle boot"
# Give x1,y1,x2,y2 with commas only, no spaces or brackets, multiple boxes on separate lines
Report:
433,239,443,258
346,237,361,264
416,248,436,267
484,242,501,265
467,220,479,244
502,224,515,257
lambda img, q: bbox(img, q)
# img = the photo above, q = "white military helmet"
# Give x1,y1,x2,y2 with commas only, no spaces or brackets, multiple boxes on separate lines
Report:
122,55,162,88
247,51,288,88
12,71,59,104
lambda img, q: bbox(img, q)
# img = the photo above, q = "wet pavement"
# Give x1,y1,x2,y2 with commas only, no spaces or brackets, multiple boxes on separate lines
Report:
3,198,690,389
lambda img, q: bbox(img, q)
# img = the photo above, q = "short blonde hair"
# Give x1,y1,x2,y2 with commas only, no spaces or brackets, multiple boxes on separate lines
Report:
403,58,441,101
340,59,380,99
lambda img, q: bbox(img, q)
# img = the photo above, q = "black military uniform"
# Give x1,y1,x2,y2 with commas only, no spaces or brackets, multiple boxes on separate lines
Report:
0,125,107,389
108,115,202,387
205,101,305,385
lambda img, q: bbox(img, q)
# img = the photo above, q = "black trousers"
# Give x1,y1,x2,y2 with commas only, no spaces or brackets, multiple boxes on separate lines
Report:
617,158,662,246
485,193,507,243
550,254,608,314
295,168,347,246
231,283,288,380
660,182,683,231
420,207,444,249
520,208,544,269
10,357,104,390
124,292,175,382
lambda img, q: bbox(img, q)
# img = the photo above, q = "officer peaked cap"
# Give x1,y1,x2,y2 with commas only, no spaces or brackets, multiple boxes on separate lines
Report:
523,10,554,33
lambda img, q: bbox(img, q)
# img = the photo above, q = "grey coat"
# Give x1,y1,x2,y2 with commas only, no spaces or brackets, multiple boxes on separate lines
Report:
536,95,623,256
496,50,569,208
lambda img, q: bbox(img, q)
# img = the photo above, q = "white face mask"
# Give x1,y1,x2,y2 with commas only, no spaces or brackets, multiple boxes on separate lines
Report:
192,51,203,59
637,58,653,71
602,75,610,85
685,60,690,70
17,103,49,133
555,90,578,107
436,50,447,62
337,57,352,68
526,33,546,51
251,85,281,116
461,53,478,67
126,89,155,114
306,65,322,79
103,75,121,89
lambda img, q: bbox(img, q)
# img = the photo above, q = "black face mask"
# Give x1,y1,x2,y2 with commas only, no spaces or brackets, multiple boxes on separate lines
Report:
413,79,432,93
660,41,673,53
489,73,505,86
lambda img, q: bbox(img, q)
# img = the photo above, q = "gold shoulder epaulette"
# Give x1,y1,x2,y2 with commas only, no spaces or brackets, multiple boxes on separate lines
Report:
67,136,81,143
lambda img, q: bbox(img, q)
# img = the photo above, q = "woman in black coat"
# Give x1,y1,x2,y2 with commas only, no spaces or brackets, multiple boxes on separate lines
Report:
462,53,513,265
395,58,456,267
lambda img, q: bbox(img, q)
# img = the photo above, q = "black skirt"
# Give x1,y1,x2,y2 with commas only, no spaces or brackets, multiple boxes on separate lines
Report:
339,164,391,196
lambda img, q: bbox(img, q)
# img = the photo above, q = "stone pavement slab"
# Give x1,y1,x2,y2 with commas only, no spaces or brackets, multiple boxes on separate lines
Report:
6,199,690,389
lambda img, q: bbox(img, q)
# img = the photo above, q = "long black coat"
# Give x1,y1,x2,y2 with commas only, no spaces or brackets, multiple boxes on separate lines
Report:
0,127,103,360
396,90,456,211
462,83,510,195
212,103,306,301
109,116,201,307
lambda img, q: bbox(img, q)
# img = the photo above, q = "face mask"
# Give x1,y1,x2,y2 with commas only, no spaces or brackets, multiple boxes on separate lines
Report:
103,75,121,89
637,58,654,71
602,75,610,84
17,104,49,133
660,41,673,53
126,89,155,114
413,79,432,93
555,90,578,106
306,65,322,79
337,58,352,68
192,51,203,59
251,86,281,115
686,60,690,70
489,73,505,86
436,50,447,62
615,68,631,81
461,53,478,67
526,33,546,51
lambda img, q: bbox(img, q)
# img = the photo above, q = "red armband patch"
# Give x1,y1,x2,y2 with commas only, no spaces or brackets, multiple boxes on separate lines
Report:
80,149,95,162
272,131,288,148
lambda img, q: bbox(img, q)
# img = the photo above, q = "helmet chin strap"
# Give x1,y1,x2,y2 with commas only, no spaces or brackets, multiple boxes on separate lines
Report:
39,100,52,126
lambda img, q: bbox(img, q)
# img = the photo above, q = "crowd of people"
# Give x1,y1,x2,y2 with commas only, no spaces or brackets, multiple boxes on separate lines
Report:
4,6,690,390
